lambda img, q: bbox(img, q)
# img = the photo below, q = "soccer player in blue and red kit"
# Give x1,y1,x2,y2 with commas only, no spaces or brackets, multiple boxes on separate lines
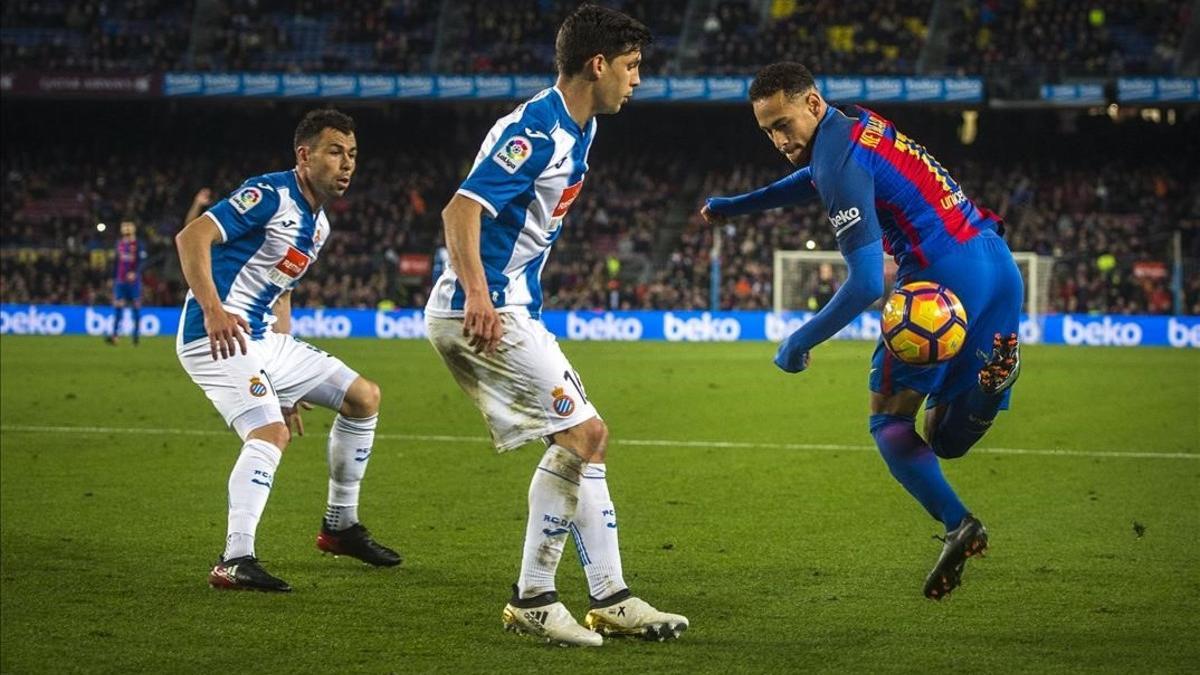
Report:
106,220,147,345
702,63,1022,599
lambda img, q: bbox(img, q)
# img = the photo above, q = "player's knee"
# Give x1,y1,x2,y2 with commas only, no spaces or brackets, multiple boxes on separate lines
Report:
578,418,608,461
553,418,607,462
341,377,381,417
248,422,290,452
931,436,970,460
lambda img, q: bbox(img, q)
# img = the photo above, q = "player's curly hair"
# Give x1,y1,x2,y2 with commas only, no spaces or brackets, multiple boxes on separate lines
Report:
555,4,653,77
294,108,355,150
749,62,817,101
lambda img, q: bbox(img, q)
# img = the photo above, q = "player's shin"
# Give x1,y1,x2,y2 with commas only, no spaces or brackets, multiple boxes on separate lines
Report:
518,444,585,599
869,414,968,530
131,306,141,344
324,413,377,531
571,463,628,602
224,439,282,560
930,389,1003,459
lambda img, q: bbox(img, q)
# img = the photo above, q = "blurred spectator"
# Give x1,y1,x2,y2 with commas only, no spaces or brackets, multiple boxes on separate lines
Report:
2,102,1197,316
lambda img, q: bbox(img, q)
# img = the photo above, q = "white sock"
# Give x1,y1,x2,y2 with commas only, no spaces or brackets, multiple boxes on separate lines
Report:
570,463,628,600
224,439,282,560
324,413,377,532
517,444,585,599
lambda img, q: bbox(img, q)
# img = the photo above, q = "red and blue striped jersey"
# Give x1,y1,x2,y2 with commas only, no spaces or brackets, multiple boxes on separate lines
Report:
809,106,1004,278
114,239,144,283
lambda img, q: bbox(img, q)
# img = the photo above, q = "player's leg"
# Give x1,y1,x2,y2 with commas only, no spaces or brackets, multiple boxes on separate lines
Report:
520,339,686,640
176,337,292,592
869,380,969,530
213,414,292,592
267,335,400,567
870,382,987,600
106,295,125,344
926,251,1024,459
130,296,142,346
426,314,600,646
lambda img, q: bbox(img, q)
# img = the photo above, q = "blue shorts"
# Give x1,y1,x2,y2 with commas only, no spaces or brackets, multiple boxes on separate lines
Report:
869,230,1022,409
114,282,141,302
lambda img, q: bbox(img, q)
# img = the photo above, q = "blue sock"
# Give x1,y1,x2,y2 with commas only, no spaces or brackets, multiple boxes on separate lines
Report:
870,414,968,530
930,388,1005,459
132,306,141,343
111,307,122,338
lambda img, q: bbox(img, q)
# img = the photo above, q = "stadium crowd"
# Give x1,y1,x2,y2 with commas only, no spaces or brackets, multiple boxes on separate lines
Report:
3,101,1197,316
945,0,1191,79
2,0,1191,76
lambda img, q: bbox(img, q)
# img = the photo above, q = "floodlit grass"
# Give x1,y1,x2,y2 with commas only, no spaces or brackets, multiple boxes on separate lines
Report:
2,336,1198,672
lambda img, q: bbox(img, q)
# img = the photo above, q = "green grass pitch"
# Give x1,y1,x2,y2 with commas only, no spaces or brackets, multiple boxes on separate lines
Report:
2,335,1198,673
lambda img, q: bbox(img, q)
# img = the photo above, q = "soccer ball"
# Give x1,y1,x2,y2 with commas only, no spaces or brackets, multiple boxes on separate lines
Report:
881,282,968,365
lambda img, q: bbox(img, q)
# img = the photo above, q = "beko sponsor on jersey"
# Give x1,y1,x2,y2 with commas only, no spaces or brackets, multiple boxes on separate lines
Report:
829,206,862,234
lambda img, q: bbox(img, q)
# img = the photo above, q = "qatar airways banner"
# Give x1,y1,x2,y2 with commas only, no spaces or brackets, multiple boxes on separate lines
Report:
3,305,1199,348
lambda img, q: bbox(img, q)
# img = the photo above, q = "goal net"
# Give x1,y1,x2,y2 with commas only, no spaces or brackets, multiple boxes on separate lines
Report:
772,249,1054,322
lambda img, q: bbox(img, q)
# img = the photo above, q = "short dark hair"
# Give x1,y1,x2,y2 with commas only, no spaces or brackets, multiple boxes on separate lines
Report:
294,108,355,149
749,62,817,101
555,4,653,77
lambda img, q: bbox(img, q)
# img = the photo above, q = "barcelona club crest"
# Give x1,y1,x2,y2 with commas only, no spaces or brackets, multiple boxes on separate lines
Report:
551,386,575,417
249,376,268,397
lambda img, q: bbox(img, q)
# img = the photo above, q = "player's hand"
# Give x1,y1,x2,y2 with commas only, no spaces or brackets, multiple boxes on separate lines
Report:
700,201,727,226
282,401,313,437
774,337,811,374
124,271,135,282
193,188,214,208
204,308,250,360
463,292,503,355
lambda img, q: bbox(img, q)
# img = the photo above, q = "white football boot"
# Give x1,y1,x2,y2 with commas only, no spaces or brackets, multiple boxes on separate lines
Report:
502,594,602,647
584,593,689,641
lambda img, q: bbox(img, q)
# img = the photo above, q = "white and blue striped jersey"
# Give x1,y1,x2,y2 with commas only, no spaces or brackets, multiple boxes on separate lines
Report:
178,169,330,343
425,87,596,319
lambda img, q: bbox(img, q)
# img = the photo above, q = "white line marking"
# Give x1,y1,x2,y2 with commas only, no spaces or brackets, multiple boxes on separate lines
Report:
1,425,1196,460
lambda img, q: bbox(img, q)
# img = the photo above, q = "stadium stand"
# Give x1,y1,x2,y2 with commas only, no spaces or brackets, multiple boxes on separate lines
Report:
2,99,1196,314
2,1,1198,316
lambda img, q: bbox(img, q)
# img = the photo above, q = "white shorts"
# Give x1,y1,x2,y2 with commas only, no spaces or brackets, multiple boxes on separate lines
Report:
177,330,357,438
426,312,599,452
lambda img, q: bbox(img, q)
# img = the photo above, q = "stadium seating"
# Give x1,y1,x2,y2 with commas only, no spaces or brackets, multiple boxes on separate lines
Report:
2,0,1190,76
2,101,1196,315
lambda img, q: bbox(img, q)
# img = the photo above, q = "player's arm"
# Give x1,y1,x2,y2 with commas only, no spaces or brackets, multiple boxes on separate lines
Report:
441,194,499,353
272,290,292,335
176,215,248,359
775,156,885,374
701,166,818,224
448,122,556,354
177,184,278,360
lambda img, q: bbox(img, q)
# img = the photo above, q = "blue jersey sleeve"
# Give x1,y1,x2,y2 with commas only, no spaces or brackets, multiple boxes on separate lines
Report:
705,166,818,217
206,181,280,243
774,240,885,371
816,150,883,255
458,125,556,217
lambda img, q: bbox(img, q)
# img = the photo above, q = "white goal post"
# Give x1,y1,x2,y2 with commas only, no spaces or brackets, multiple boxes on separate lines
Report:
772,250,1054,320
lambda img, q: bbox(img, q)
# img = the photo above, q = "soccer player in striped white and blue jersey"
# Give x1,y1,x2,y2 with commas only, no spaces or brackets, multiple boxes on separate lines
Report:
174,109,400,592
426,4,687,647
702,63,1023,600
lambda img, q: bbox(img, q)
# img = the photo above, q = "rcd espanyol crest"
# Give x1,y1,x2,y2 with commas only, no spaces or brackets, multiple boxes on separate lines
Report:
249,376,269,397
551,386,575,417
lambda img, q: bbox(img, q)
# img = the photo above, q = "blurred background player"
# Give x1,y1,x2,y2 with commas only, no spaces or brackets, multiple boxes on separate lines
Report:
174,108,401,592
425,4,687,646
702,62,1022,600
105,220,147,345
